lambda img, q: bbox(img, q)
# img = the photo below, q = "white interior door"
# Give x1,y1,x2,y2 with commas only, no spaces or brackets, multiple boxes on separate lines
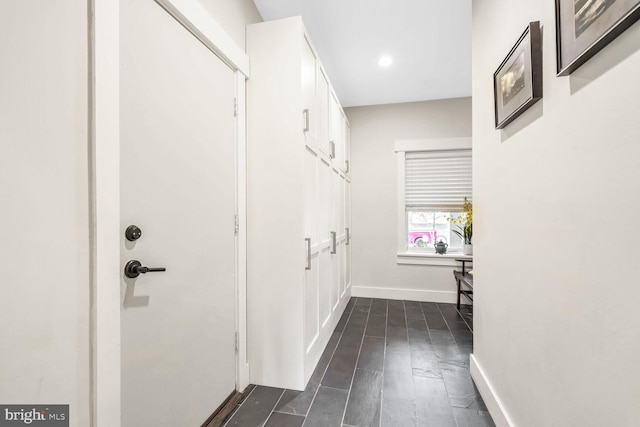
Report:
120,0,237,425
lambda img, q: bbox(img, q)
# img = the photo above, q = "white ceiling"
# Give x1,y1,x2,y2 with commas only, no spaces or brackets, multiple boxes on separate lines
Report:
251,0,472,107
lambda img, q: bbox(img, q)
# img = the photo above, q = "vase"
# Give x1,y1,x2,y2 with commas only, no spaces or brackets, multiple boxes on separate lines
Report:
463,244,473,255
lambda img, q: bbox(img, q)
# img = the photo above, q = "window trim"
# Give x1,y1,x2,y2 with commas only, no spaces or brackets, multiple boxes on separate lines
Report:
396,138,472,263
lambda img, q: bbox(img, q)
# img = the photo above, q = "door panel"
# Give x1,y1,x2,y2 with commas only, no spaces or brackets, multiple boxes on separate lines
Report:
345,180,352,289
344,121,351,174
329,93,344,168
304,252,319,351
302,37,317,143
338,176,346,298
120,1,236,425
304,147,319,350
318,159,332,325
330,169,340,310
317,68,330,156
304,147,319,243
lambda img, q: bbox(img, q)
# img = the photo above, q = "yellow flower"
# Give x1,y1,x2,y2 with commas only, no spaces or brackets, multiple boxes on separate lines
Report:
449,197,472,244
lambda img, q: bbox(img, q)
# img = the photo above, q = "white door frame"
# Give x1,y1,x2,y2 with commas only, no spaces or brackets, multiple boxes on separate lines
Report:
90,1,250,425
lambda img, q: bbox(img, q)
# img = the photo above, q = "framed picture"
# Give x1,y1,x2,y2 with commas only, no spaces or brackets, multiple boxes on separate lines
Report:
494,22,542,130
556,0,640,76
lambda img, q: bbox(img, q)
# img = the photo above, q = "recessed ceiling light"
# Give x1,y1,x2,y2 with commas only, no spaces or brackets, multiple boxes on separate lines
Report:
378,56,393,67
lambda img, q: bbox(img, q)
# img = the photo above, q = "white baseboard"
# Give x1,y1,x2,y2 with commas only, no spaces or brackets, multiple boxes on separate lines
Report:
351,285,459,303
470,354,514,427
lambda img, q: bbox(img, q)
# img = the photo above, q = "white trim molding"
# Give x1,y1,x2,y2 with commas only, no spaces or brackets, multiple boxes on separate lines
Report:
91,1,121,426
154,0,250,76
235,72,250,392
470,354,515,427
395,137,472,153
397,252,472,267
352,285,458,304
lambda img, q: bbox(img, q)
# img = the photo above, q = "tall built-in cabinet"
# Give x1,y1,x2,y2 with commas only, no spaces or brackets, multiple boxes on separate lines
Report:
247,17,352,391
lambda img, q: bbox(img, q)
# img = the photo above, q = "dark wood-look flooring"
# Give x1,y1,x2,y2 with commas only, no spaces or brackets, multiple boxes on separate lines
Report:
222,298,493,427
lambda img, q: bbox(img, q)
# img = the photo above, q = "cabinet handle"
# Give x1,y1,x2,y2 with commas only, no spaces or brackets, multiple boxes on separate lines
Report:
303,109,310,132
305,238,311,270
345,160,349,173
329,141,335,159
345,228,350,245
330,231,337,254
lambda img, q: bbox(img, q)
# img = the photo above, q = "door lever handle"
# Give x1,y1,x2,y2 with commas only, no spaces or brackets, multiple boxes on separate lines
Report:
124,260,166,279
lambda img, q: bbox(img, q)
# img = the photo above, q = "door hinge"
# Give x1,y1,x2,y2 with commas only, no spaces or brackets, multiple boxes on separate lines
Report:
234,214,239,234
234,97,238,117
235,332,239,352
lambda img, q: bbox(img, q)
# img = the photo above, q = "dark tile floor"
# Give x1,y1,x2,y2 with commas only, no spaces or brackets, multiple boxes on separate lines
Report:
223,298,494,427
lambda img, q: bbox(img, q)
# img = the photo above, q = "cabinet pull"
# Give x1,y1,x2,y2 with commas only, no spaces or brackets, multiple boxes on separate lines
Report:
330,231,337,254
345,228,350,245
345,160,349,173
303,109,310,132
305,238,311,270
329,141,335,159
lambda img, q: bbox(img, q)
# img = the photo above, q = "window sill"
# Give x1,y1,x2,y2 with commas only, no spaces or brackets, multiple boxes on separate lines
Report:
397,251,472,267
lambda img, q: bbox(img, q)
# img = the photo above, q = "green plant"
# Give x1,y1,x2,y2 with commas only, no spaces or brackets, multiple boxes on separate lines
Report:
450,197,472,244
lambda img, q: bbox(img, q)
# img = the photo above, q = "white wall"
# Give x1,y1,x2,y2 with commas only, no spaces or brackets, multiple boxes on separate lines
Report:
345,98,472,302
198,0,262,49
472,2,640,426
0,2,90,426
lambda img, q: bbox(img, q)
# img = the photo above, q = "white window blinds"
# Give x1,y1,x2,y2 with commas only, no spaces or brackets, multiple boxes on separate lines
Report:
405,150,472,211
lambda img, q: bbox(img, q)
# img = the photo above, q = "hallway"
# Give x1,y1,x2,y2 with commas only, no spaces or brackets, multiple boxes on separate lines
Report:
223,298,493,427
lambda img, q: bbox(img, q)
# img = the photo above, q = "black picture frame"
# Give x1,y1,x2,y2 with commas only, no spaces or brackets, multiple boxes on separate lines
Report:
556,0,640,76
493,22,542,130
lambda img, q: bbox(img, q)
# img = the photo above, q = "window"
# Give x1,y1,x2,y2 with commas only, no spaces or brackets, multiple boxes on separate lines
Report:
396,139,472,255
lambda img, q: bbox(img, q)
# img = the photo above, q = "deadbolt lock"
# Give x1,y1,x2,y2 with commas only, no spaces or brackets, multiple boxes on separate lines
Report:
125,225,142,241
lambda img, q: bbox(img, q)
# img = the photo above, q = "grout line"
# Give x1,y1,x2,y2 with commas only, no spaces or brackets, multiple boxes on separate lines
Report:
402,300,418,425
339,297,372,427
301,297,356,426
421,303,459,427
431,304,473,427
260,388,287,427
378,299,389,427
439,304,472,351
221,385,258,427
455,304,474,332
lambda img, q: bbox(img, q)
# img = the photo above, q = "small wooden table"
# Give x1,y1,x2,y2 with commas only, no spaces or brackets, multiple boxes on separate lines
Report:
453,257,473,309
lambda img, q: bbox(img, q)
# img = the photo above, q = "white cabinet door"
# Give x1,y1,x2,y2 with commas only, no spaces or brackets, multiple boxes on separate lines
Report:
317,67,330,156
304,147,319,352
338,175,346,299
329,92,343,165
344,121,351,175
330,168,341,311
301,37,317,144
318,158,332,326
345,180,352,290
